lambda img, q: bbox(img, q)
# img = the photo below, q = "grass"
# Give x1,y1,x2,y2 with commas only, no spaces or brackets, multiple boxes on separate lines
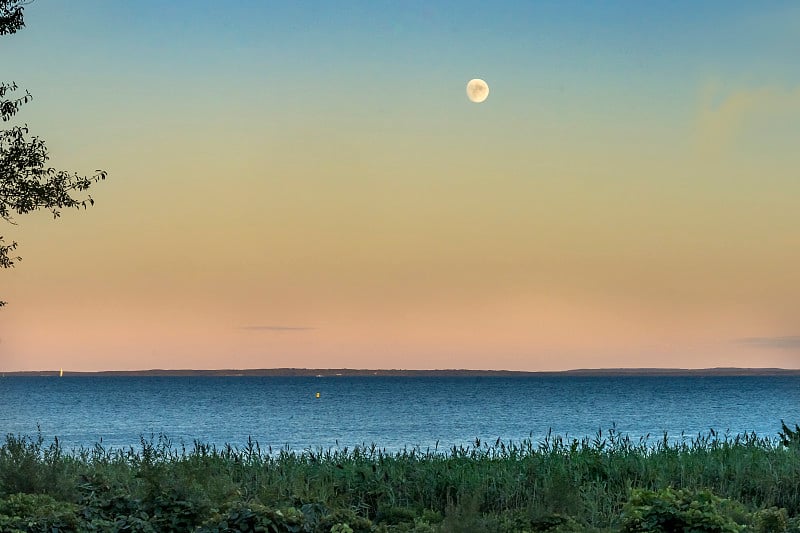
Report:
0,423,798,531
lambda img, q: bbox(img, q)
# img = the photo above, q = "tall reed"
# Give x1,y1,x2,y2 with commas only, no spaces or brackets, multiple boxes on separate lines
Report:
1,425,798,530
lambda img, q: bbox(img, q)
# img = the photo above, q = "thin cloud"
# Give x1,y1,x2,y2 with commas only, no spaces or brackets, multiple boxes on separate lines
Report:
695,83,800,156
735,336,800,349
239,326,316,331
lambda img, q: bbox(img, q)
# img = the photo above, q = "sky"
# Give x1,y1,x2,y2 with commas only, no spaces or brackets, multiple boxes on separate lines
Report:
1,0,799,372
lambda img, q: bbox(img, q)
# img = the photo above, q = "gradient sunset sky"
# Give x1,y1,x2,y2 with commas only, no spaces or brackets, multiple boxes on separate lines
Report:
2,1,799,372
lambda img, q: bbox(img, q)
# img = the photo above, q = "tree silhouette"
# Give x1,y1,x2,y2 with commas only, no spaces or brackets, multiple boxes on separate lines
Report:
1,0,107,306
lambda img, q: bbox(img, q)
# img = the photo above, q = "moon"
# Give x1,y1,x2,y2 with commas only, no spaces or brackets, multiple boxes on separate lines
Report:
466,78,489,103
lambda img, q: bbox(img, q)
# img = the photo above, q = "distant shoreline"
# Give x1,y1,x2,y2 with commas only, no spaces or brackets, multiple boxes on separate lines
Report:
3,367,800,377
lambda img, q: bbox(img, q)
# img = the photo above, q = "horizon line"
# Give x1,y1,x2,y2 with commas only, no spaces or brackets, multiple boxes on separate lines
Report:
3,366,800,376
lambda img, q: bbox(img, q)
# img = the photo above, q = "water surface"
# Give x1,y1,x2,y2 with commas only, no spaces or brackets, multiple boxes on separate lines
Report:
1,376,798,452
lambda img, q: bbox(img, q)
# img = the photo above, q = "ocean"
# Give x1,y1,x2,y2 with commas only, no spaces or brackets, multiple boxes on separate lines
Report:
1,375,799,453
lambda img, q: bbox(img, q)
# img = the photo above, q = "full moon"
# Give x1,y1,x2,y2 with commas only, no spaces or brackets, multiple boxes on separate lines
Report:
466,78,489,103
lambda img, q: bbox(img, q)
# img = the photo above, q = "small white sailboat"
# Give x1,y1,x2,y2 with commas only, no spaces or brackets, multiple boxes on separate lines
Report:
59,368,63,377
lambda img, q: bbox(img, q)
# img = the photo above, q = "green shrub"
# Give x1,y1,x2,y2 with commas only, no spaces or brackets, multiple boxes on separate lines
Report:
439,491,484,533
419,509,442,525
199,502,307,532
0,433,74,500
375,504,418,525
315,508,374,533
752,506,789,533
0,492,82,532
620,487,747,532
380,518,438,533
77,472,141,522
530,512,583,532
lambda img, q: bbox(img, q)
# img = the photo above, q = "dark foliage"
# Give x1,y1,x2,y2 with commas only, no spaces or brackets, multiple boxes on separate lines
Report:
0,0,26,36
780,420,800,448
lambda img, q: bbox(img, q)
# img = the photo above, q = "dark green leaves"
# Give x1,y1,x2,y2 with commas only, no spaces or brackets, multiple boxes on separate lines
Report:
0,0,25,36
0,82,33,122
778,420,800,448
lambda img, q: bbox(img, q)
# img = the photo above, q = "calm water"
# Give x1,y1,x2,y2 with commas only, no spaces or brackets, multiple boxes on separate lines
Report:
1,376,799,453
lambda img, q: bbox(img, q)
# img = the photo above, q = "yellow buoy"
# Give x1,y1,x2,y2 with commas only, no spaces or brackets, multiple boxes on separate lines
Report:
315,392,320,398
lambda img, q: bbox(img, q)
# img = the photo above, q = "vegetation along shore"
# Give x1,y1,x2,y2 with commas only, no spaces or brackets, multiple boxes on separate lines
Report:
1,422,799,532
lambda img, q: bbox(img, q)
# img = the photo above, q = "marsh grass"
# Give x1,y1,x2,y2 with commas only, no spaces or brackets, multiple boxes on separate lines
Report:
0,425,799,531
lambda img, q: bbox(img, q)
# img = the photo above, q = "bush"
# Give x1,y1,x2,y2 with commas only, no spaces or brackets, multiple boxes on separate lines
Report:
199,502,307,532
375,504,418,525
315,508,374,533
530,512,583,532
0,492,82,532
0,433,73,500
76,472,141,523
753,506,789,533
620,487,747,532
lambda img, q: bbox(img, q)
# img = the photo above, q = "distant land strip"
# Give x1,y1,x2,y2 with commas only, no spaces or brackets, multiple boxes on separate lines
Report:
3,368,800,377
